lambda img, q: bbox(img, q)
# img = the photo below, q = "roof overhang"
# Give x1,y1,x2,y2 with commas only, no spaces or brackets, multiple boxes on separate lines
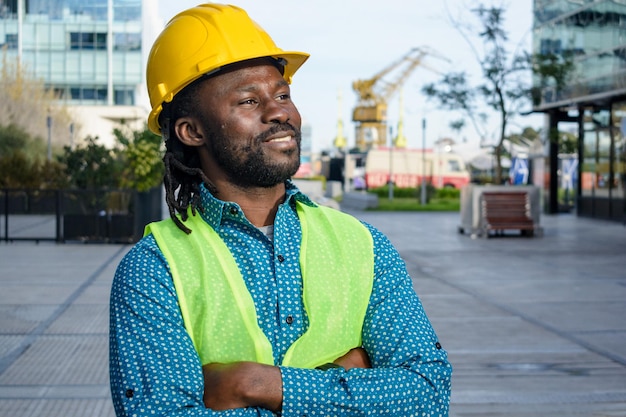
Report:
531,88,626,113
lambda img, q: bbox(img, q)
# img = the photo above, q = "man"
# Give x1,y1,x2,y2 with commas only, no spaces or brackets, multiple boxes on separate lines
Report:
109,3,452,416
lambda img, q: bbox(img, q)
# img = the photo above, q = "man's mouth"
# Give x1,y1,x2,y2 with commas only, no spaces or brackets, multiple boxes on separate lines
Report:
267,135,292,143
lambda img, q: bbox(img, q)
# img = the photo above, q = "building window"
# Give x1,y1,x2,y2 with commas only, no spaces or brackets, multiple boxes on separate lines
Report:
53,87,66,100
114,32,140,51
114,89,135,105
612,103,626,200
70,87,107,102
0,0,16,16
447,159,462,173
581,109,616,198
540,38,561,55
4,33,17,49
70,32,107,50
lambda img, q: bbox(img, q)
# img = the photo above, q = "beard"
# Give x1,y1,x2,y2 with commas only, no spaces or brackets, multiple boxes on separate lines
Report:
205,122,302,188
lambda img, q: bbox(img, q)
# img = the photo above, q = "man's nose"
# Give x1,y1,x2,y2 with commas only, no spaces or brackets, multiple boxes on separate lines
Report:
261,100,291,124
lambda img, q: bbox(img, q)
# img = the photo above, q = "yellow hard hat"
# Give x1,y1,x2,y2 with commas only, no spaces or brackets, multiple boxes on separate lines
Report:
146,3,310,134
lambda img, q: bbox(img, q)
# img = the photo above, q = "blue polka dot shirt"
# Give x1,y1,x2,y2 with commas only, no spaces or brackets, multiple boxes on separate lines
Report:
109,181,452,416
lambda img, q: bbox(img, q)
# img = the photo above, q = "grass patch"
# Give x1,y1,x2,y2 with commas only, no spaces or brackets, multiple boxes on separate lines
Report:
370,197,460,212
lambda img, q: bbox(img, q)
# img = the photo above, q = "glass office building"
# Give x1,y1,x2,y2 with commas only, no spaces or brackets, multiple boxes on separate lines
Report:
532,0,626,221
0,0,151,146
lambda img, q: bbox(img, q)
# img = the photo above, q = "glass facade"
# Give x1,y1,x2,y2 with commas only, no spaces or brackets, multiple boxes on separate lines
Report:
578,106,625,218
533,0,626,108
0,0,142,106
533,0,626,221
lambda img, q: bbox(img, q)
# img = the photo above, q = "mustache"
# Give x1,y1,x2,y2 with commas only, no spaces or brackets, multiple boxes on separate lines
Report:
255,122,301,142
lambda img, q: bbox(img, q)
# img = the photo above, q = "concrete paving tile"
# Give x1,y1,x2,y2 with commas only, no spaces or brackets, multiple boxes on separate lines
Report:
450,402,626,417
71,285,112,306
448,350,623,370
571,330,626,363
0,305,57,333
436,316,586,354
0,335,109,385
0,385,47,398
0,336,26,358
44,305,109,335
453,278,626,304
418,293,513,320
0,384,109,399
0,244,127,283
28,398,114,417
0,285,77,305
410,277,457,296
510,301,626,332
0,399,41,417
45,384,111,399
451,385,626,404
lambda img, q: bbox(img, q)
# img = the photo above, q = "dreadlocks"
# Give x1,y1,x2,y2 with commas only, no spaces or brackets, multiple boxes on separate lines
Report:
160,77,217,234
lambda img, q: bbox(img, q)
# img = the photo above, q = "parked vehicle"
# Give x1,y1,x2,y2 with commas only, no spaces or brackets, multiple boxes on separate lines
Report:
364,147,471,189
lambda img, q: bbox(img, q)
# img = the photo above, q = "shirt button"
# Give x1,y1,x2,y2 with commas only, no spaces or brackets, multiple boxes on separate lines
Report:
286,315,294,325
277,254,285,263
229,207,239,215
435,342,442,350
125,389,134,398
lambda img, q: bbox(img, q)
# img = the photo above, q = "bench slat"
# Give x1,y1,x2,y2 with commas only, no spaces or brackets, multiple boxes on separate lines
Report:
480,191,537,236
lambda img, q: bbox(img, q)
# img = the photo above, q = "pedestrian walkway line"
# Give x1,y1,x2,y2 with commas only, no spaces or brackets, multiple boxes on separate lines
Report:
0,246,128,376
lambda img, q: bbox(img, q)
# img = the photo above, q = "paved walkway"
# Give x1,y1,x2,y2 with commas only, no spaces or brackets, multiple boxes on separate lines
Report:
0,211,625,416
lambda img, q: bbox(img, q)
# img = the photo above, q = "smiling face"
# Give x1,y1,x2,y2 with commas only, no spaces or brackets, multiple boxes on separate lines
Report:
177,59,302,190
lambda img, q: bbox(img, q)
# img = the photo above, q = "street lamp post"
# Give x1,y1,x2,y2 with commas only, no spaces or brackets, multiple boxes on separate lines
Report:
46,111,52,162
421,118,427,205
388,126,394,201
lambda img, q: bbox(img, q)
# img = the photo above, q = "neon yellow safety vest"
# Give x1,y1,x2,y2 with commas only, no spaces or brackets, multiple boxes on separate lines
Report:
145,202,374,369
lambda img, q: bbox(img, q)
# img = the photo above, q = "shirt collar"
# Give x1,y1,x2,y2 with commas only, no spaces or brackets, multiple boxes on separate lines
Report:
197,179,316,229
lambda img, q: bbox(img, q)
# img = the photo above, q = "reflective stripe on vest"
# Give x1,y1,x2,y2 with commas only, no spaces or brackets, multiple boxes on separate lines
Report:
146,202,374,368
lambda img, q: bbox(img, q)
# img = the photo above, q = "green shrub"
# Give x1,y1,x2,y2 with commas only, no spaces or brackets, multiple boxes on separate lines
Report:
436,187,460,199
370,183,446,201
369,185,417,198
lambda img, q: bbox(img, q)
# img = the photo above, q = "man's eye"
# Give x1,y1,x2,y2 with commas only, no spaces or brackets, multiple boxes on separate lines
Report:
240,99,257,105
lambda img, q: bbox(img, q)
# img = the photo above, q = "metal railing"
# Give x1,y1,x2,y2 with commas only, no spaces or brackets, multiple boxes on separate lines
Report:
1,188,162,243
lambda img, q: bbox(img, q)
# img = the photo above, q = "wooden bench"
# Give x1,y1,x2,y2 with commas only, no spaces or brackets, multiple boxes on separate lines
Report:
480,191,537,237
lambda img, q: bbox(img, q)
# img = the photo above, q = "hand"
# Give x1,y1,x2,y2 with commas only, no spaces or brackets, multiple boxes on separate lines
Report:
202,362,282,412
333,347,371,370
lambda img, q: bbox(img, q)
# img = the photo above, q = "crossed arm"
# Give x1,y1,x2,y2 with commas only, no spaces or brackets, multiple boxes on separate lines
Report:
203,348,371,412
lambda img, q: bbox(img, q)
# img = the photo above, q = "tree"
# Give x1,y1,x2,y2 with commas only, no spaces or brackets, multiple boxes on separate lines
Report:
422,4,531,184
0,123,46,161
113,124,164,192
506,126,540,147
0,124,66,189
58,136,122,189
0,52,75,155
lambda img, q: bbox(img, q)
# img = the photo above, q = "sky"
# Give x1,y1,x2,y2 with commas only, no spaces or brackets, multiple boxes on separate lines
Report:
156,1,541,153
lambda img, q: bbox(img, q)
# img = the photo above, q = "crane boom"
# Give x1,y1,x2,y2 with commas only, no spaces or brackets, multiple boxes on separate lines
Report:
352,47,447,150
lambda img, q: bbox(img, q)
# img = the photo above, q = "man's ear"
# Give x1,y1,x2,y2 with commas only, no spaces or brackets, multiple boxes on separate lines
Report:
174,117,205,147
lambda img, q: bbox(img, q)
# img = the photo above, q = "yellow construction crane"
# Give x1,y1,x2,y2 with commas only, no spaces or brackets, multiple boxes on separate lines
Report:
352,47,446,150
333,89,347,150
